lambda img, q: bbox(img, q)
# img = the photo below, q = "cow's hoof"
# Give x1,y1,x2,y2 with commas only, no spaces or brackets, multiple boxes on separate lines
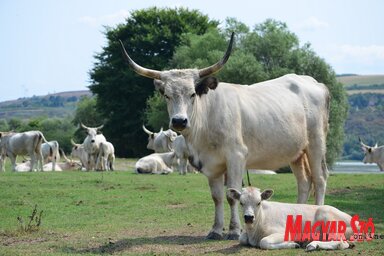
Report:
305,243,319,252
225,233,240,240
206,232,223,240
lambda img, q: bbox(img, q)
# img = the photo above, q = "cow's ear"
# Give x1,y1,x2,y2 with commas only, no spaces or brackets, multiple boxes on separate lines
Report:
261,189,274,201
154,80,165,95
368,147,372,153
227,188,241,201
195,77,218,96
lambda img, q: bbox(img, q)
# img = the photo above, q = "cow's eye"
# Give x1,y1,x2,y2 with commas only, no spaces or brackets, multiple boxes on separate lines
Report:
257,202,261,206
164,94,170,100
190,93,196,99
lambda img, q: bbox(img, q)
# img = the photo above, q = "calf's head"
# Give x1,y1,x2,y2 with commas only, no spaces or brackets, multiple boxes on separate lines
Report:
228,187,273,224
119,33,234,132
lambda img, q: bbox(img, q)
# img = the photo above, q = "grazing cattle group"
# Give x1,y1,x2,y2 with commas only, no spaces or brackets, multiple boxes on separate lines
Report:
0,123,114,172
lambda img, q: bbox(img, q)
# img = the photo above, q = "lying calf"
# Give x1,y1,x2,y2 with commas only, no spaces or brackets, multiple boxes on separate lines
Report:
135,152,175,174
228,187,355,251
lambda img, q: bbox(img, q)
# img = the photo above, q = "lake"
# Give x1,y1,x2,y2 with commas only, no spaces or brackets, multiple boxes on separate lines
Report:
331,161,383,174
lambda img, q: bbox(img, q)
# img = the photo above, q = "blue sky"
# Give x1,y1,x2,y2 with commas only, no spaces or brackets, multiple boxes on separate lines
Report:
1,0,383,102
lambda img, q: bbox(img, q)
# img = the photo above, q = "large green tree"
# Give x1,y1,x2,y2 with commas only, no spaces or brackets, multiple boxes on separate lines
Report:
89,7,218,157
145,19,348,166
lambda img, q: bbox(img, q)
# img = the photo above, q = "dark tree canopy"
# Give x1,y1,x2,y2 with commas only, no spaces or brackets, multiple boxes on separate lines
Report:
89,7,218,157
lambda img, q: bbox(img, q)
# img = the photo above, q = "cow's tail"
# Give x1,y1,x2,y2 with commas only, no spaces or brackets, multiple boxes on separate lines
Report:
302,151,315,196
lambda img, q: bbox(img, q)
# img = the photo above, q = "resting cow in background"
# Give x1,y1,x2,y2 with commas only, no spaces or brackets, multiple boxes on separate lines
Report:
228,187,354,251
142,125,177,152
0,131,48,172
81,123,106,170
120,32,330,239
70,139,88,169
135,152,175,174
143,125,194,174
359,137,384,171
15,150,81,172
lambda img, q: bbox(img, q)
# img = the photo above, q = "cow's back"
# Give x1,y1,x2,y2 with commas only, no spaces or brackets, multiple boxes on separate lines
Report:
8,131,43,155
192,74,329,171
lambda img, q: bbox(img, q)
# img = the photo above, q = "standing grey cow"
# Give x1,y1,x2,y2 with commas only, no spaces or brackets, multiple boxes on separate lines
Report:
0,131,47,172
96,141,115,171
119,33,330,240
143,125,193,174
359,137,384,171
142,125,177,152
70,139,88,169
41,140,60,171
81,123,106,170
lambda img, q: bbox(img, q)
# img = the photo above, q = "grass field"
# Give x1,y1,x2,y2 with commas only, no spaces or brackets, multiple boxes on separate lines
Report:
0,162,383,255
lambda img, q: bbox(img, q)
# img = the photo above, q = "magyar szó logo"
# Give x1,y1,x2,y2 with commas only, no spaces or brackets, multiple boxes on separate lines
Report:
284,215,377,242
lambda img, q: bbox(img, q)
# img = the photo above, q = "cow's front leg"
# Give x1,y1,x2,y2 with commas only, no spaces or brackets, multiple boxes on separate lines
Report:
225,151,246,240
206,175,225,240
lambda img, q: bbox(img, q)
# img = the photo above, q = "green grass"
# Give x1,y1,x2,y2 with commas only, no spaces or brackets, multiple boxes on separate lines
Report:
0,164,383,255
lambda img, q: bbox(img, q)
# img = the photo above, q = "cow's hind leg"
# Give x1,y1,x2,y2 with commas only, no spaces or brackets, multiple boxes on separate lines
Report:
259,233,300,250
306,139,328,205
290,152,312,204
206,175,225,240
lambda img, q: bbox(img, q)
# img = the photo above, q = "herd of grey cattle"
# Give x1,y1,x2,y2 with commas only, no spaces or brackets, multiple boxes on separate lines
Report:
0,122,194,174
0,123,115,172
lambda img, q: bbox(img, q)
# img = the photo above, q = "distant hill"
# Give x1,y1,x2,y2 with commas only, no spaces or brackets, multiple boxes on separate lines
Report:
0,90,92,120
336,74,384,94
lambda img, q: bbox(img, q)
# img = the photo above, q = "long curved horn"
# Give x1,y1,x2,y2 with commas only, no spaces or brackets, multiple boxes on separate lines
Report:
198,32,235,78
359,137,367,147
60,149,70,162
96,124,104,130
142,125,153,135
119,40,161,80
80,123,88,129
70,139,77,146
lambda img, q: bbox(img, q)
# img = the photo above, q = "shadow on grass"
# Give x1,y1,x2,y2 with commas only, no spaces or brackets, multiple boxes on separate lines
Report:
62,235,242,254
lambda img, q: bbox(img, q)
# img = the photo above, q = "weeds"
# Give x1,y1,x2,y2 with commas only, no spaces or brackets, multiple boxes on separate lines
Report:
17,204,43,233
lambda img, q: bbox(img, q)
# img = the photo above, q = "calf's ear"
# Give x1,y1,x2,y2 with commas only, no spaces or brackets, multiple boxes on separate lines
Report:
227,188,241,200
195,77,218,96
261,189,274,201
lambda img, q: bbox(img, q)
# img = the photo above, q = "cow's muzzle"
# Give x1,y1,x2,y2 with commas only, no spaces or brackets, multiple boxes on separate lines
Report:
244,215,254,224
171,117,188,131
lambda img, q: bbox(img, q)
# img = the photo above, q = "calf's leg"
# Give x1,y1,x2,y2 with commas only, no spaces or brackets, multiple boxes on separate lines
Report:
259,233,300,249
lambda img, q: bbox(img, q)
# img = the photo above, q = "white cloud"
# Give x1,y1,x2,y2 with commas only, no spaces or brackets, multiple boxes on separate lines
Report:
339,44,384,62
78,9,130,28
325,44,384,74
297,16,329,31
